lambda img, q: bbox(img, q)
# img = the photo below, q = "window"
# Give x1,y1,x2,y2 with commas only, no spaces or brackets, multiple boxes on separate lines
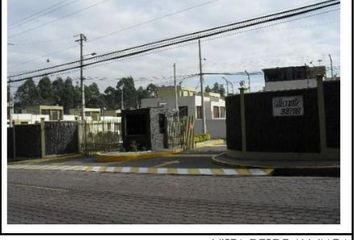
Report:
92,112,100,121
213,106,220,118
179,106,188,118
41,109,50,115
196,106,202,119
159,114,166,134
220,106,226,118
50,110,60,120
85,112,91,117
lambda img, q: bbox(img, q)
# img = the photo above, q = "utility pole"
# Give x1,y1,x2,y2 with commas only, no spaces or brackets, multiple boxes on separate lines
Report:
121,83,124,110
198,39,207,134
8,79,13,127
328,54,334,78
75,33,87,121
173,63,179,119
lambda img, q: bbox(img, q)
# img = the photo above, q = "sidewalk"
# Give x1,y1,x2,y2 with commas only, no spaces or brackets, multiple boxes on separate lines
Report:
8,153,84,165
213,153,340,176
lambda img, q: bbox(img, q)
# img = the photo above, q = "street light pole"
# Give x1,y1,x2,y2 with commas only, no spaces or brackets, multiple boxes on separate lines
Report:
198,39,207,134
245,70,250,93
328,54,334,78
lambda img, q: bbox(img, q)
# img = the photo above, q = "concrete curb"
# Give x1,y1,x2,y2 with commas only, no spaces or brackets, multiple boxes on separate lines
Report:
212,153,339,177
8,164,274,176
95,150,182,162
195,139,225,148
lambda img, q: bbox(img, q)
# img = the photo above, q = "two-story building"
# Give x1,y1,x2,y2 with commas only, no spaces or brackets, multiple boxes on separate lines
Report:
141,86,226,138
69,107,101,121
23,105,64,121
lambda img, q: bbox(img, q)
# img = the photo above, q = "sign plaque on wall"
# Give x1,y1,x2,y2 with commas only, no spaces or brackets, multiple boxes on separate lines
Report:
272,95,304,116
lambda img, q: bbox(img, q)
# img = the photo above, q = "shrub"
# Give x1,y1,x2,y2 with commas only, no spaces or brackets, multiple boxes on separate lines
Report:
194,133,211,143
118,144,126,152
129,141,138,152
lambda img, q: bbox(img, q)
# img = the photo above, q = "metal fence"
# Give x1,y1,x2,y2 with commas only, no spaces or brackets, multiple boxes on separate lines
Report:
166,115,195,151
79,120,122,155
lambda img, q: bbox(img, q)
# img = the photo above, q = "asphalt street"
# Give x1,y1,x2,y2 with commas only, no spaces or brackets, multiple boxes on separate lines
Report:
7,168,340,224
12,146,229,169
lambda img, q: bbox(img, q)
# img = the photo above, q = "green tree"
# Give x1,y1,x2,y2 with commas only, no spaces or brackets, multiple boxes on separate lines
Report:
73,82,81,109
52,77,65,105
14,78,40,111
136,86,149,108
104,86,117,110
212,82,226,97
62,77,76,113
146,83,158,97
37,76,53,105
116,77,137,109
205,85,211,93
85,83,105,108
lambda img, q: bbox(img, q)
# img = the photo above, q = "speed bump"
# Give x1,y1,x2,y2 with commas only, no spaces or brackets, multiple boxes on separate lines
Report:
8,164,274,176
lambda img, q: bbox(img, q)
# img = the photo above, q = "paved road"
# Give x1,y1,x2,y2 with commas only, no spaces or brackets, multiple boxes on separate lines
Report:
13,146,229,169
8,169,340,224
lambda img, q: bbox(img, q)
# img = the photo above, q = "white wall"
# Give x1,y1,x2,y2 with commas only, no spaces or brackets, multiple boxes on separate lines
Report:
63,115,77,121
11,114,49,124
100,116,121,123
264,79,317,91
195,119,226,139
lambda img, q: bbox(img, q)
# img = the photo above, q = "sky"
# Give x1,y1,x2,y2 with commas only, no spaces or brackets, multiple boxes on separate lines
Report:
6,0,340,94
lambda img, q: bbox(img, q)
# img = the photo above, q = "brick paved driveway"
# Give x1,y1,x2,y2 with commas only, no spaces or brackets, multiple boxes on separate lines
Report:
8,169,340,224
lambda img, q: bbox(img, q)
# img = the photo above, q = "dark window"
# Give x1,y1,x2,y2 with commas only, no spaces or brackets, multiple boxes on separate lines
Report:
213,106,220,118
41,109,50,115
220,106,226,118
126,114,147,135
179,106,188,118
92,112,100,121
50,110,60,120
159,114,166,134
196,106,202,119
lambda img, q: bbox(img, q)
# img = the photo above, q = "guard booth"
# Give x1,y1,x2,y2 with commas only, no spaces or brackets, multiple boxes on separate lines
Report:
121,108,170,151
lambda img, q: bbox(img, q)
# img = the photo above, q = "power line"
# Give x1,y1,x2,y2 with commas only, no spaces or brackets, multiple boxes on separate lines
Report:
9,0,220,70
88,0,221,43
8,0,340,83
10,12,338,76
9,6,338,80
8,0,75,28
9,0,110,38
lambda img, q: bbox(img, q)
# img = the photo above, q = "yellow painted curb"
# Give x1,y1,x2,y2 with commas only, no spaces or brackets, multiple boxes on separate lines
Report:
95,150,182,162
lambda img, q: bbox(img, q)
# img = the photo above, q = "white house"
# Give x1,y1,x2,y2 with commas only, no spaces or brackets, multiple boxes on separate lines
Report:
141,86,226,139
10,113,50,125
